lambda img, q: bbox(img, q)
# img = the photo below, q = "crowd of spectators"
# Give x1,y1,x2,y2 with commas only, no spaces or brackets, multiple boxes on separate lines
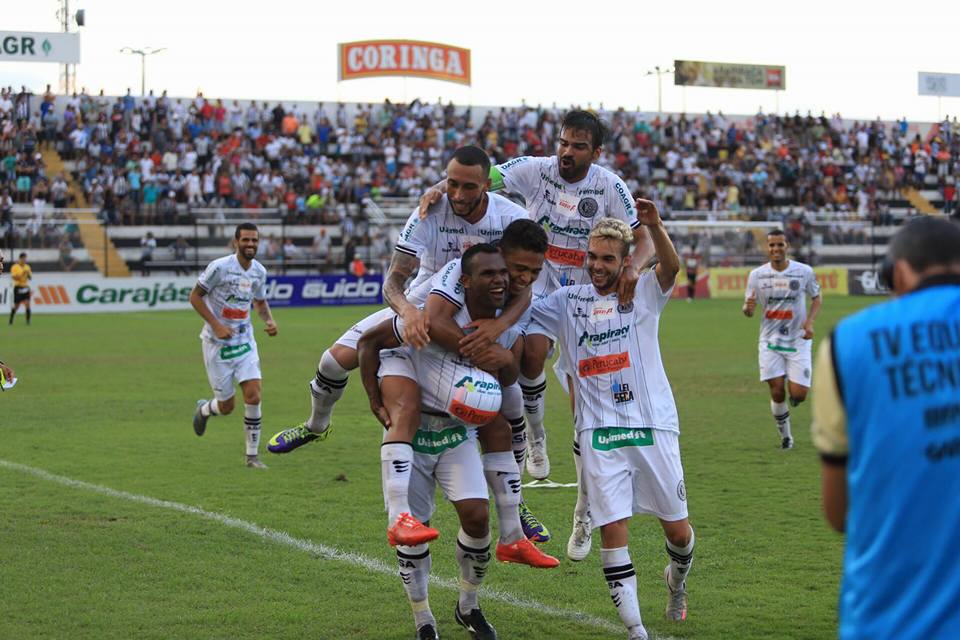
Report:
3,83,959,259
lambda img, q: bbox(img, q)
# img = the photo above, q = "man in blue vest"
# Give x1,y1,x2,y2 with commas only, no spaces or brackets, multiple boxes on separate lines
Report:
812,216,960,639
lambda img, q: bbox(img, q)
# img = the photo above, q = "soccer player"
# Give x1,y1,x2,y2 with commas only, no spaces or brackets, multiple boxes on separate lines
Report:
527,214,694,639
0,251,15,384
190,222,277,469
742,229,822,449
358,245,538,640
419,111,654,560
9,252,32,325
267,146,529,454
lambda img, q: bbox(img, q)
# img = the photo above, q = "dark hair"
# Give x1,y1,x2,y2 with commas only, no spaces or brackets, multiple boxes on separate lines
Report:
499,219,548,255
18,252,26,259
235,222,259,239
561,110,608,149
887,216,960,273
767,229,786,238
450,145,491,178
461,243,501,275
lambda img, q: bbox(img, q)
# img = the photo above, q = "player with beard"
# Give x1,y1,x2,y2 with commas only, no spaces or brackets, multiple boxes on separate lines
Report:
190,223,277,468
527,214,693,639
419,111,654,561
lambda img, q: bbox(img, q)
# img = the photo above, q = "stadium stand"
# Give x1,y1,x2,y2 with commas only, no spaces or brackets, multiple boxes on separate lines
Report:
2,84,957,274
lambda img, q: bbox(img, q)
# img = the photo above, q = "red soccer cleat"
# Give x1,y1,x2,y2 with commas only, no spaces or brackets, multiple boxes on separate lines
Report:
387,512,440,547
496,537,560,568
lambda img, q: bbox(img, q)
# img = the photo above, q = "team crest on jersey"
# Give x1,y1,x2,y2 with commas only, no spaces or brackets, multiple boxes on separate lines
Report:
617,302,634,314
677,480,686,501
790,279,800,291
578,197,598,218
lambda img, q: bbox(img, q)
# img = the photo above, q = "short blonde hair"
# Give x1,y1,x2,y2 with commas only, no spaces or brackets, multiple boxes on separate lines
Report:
588,218,633,256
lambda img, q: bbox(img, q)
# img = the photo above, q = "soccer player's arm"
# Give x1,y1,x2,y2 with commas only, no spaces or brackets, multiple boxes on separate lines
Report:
803,270,823,339
811,335,848,533
190,265,230,339
385,214,428,347
460,287,531,359
417,160,527,219
742,270,758,317
252,301,277,336
425,292,466,354
356,317,403,429
645,207,680,294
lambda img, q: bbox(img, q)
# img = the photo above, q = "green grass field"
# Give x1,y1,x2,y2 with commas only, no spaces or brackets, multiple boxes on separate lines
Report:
0,296,877,640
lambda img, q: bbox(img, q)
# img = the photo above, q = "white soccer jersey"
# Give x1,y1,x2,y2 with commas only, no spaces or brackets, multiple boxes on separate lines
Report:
196,254,268,347
494,156,640,296
428,257,539,333
745,261,821,348
393,303,522,415
527,271,679,434
395,192,528,295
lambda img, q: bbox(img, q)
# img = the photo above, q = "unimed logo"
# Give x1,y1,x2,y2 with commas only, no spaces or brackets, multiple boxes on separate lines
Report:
32,285,71,305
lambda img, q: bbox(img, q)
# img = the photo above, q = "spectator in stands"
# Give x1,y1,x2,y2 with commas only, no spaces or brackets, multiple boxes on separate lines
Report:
349,255,366,277
140,230,156,275
58,236,76,271
170,235,190,275
281,237,300,264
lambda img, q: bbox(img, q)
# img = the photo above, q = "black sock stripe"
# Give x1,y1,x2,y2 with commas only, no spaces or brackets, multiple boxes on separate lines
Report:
508,417,526,427
666,547,694,563
572,441,581,455
456,540,490,554
773,412,790,420
520,382,547,394
316,371,349,388
510,425,526,435
397,548,430,560
381,441,414,449
604,569,636,581
603,562,634,574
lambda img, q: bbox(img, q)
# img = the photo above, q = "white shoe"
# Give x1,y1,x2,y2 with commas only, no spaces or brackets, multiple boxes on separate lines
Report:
628,626,650,640
526,437,550,479
566,516,592,561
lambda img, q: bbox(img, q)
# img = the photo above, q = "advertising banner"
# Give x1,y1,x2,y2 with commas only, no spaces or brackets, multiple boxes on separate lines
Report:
1,274,382,314
707,267,848,299
0,31,80,64
339,40,471,85
674,60,785,91
847,269,891,296
918,71,960,97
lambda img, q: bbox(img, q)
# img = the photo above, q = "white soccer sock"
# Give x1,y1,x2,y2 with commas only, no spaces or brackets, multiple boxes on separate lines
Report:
396,544,435,630
381,442,413,524
771,399,791,439
456,529,491,614
519,372,547,442
666,528,695,590
244,403,261,456
306,350,349,433
601,546,644,634
573,439,591,522
501,383,528,469
482,451,523,544
200,398,221,418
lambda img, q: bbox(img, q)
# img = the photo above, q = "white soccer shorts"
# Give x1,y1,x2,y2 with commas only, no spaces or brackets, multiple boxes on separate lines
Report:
758,339,813,387
579,427,688,527
202,339,261,402
402,415,487,523
335,306,396,351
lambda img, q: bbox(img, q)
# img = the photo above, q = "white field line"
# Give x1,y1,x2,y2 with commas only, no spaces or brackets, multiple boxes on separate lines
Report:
0,459,654,638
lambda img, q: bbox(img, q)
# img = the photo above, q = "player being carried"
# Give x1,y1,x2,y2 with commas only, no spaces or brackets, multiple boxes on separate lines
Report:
742,229,822,449
527,214,694,639
358,244,555,640
190,222,278,468
418,110,654,561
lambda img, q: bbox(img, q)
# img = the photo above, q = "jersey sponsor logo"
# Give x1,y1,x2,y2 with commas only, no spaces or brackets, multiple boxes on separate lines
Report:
412,425,469,455
566,291,597,302
499,156,528,171
590,300,616,323
765,309,794,320
614,181,633,215
400,218,420,241
221,307,249,320
219,342,252,360
556,192,580,217
546,244,586,267
578,351,630,377
592,426,654,450
536,215,590,238
454,375,501,394
539,171,564,191
612,381,634,404
578,326,630,347
579,187,605,196
438,225,466,235
578,197,598,218
449,398,499,425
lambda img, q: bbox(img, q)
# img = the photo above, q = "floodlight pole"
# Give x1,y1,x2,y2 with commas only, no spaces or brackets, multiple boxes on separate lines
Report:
645,65,674,114
119,47,166,96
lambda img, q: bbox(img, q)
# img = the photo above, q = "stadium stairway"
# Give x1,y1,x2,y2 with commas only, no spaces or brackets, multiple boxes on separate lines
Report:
41,150,131,276
900,186,940,215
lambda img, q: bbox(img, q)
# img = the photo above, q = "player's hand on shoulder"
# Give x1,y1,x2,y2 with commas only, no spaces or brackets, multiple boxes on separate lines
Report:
418,184,445,219
459,318,500,358
264,320,278,337
402,308,430,349
634,198,662,227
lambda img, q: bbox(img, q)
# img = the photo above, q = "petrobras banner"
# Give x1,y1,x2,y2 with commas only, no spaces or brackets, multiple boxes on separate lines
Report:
264,274,382,307
0,274,382,314
706,267,848,299
0,31,80,64
338,40,471,85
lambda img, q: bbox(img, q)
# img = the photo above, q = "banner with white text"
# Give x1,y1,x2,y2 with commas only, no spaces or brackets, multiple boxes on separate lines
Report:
338,40,471,85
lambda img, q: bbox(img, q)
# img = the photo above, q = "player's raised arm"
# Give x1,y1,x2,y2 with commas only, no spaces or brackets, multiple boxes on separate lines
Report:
636,200,679,293
356,318,402,428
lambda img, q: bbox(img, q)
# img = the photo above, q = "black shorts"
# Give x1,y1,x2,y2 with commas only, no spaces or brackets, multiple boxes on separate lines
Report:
13,287,31,304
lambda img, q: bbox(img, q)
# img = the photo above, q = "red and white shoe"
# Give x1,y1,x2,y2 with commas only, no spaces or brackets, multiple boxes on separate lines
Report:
386,512,439,547
496,537,560,568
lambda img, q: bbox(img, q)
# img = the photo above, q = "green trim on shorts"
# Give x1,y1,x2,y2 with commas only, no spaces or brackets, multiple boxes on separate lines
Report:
766,343,798,353
219,343,252,360
413,425,468,455
592,427,655,451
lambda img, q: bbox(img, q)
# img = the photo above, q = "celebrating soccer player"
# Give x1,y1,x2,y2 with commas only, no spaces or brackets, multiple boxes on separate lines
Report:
527,211,693,639
190,222,277,468
742,229,822,449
